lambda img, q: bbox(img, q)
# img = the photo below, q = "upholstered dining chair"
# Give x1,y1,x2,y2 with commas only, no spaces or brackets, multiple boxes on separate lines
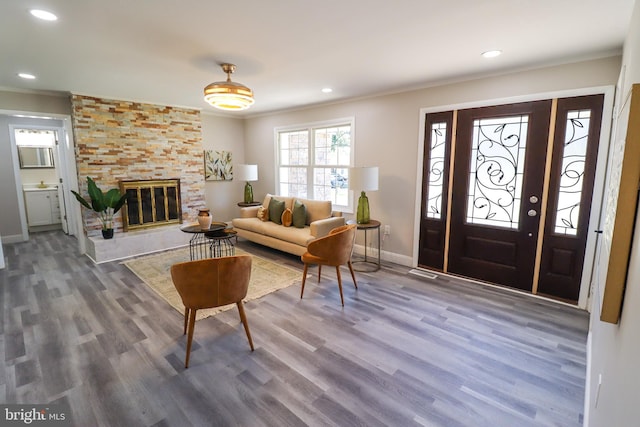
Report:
300,224,358,306
170,255,254,368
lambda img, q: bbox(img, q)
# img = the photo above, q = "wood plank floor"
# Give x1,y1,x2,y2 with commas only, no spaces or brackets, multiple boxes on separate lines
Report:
1,230,589,426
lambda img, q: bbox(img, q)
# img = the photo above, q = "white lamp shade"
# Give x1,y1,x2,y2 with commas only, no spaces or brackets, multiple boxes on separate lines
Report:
349,166,378,191
235,164,258,181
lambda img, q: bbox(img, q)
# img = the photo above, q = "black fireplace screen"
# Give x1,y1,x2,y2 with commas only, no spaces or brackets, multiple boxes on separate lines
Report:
120,179,182,231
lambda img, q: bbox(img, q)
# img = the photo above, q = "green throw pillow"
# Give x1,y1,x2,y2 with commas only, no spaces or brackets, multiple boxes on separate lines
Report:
292,200,307,228
269,198,285,225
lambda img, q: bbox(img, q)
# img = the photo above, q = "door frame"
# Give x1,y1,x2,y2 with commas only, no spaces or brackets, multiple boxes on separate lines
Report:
413,85,615,310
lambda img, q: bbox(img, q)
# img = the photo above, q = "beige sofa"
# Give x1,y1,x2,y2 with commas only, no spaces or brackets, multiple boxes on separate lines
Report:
232,194,345,256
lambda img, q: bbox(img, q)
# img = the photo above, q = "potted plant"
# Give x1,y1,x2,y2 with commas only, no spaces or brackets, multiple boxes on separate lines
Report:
71,177,127,239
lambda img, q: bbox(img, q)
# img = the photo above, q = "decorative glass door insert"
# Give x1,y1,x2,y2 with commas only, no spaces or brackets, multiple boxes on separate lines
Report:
466,115,529,229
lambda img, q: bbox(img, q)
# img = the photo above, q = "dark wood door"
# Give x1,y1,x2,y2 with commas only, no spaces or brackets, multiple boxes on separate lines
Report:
447,100,552,290
537,94,604,300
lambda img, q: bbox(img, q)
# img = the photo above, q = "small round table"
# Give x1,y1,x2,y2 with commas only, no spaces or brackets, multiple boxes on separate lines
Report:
180,223,237,260
347,219,381,272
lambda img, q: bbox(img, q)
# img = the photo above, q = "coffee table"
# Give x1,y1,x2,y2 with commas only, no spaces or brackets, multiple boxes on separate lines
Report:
180,222,237,260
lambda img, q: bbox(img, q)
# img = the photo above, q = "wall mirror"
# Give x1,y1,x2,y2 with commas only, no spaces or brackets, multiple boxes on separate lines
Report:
18,146,55,169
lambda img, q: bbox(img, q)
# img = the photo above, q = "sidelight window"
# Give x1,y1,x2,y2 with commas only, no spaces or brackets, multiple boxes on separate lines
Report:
425,122,448,219
553,109,591,235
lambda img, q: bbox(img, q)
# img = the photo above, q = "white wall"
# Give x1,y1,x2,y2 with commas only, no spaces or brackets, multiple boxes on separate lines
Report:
585,1,640,426
200,113,246,223
244,56,621,262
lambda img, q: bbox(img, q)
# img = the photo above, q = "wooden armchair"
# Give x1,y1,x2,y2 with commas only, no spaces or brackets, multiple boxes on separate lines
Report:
170,255,254,368
300,224,358,306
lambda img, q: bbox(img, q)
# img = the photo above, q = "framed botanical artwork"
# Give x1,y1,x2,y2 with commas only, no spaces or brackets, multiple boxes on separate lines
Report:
204,150,233,181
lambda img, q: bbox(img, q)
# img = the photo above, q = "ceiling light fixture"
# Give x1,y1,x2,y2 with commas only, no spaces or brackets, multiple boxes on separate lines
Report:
204,63,254,111
481,50,502,58
322,88,333,93
18,73,36,80
30,9,58,21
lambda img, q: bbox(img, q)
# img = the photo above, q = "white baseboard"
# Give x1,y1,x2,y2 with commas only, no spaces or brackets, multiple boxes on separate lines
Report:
583,331,593,427
1,234,26,244
352,244,413,267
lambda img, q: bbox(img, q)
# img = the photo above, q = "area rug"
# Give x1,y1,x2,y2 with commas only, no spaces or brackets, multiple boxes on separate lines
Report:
123,247,302,320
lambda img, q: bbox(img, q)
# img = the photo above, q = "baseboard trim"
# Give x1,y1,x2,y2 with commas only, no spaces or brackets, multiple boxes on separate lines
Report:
352,244,413,267
2,234,26,244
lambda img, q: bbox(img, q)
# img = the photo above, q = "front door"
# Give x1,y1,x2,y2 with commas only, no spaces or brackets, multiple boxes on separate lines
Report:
418,95,604,301
448,100,551,290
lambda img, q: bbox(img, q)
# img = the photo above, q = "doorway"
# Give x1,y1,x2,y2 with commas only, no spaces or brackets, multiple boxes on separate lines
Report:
418,94,604,302
14,127,66,233
6,116,83,244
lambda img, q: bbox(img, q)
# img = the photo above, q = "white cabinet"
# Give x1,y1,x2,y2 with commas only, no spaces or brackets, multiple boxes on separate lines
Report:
24,189,61,226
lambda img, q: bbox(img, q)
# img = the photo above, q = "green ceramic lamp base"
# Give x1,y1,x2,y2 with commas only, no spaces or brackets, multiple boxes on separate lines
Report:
356,191,370,224
244,182,254,204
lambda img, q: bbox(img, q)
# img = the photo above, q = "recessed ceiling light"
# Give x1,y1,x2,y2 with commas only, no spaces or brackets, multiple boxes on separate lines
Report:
18,73,36,80
481,50,502,58
30,9,58,21
321,88,333,93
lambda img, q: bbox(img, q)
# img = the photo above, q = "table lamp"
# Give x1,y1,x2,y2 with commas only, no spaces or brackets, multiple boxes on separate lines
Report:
349,166,379,224
235,164,258,203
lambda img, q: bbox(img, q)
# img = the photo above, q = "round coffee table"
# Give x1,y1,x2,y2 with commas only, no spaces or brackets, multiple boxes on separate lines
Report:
180,222,237,260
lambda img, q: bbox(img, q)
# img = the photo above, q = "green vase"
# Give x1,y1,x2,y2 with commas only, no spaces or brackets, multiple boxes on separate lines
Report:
357,191,370,224
244,182,254,203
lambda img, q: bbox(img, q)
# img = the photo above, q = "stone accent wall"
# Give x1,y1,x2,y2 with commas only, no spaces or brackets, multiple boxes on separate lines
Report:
71,95,204,236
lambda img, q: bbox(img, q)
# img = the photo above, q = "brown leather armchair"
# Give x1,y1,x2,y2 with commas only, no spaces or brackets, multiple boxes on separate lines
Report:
170,255,254,368
300,224,358,306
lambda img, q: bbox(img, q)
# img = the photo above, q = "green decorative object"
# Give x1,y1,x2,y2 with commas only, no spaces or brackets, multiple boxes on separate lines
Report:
236,164,258,204
268,198,285,225
292,200,306,228
244,182,254,204
357,191,370,224
71,176,127,239
351,166,378,225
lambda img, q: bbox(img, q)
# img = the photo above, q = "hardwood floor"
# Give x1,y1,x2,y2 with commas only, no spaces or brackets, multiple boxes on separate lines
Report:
1,230,589,426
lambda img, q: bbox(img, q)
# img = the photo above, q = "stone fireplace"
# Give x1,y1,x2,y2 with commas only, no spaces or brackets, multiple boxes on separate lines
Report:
71,95,205,262
120,178,182,231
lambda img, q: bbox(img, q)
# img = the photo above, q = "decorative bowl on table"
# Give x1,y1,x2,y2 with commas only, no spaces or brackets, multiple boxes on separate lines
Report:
204,222,229,238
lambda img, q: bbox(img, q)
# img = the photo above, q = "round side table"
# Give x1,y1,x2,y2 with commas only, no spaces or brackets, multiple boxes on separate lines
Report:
347,219,381,272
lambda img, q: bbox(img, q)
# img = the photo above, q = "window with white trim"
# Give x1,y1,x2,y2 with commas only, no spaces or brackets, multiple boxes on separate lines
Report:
276,118,354,211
